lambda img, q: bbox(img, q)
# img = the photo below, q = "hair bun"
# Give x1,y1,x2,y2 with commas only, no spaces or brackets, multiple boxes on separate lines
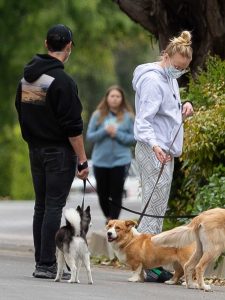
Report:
170,31,192,47
179,31,192,46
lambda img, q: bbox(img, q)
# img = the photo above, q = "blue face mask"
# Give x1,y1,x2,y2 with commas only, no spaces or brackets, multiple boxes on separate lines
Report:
165,65,186,79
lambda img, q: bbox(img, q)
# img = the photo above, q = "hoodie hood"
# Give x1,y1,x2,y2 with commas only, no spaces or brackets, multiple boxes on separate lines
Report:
24,54,64,83
132,62,167,92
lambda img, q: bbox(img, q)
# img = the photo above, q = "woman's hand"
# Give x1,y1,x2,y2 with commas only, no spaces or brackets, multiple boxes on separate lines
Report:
182,102,194,118
153,146,171,164
105,125,117,138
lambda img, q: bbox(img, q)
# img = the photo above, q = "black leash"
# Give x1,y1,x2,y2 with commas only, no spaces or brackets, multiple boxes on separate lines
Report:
109,200,197,219
137,119,184,225
81,179,86,212
85,176,197,219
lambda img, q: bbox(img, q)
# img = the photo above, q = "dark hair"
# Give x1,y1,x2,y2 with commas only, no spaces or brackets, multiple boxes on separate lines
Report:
46,24,74,51
96,85,134,124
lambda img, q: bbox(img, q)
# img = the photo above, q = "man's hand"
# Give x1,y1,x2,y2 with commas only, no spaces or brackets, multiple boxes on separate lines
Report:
77,167,89,180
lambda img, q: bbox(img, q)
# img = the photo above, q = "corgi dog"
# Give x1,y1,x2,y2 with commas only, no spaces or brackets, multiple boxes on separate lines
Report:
55,205,93,284
152,208,225,291
106,219,194,284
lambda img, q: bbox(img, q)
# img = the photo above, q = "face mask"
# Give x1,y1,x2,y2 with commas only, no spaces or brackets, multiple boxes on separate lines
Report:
64,50,71,63
165,66,186,79
165,56,188,79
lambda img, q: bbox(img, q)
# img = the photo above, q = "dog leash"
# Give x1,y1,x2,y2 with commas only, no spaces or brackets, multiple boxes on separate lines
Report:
85,173,197,219
137,118,185,225
81,179,86,212
83,118,197,221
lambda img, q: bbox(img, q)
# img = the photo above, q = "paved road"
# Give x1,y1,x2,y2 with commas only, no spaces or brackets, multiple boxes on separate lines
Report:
0,194,225,299
1,250,225,300
0,192,141,250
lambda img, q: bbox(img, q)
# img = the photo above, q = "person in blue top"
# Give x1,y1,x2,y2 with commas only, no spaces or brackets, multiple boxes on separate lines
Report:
86,85,135,222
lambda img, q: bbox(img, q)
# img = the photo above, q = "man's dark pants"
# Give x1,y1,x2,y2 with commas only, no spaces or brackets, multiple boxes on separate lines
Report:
29,146,76,266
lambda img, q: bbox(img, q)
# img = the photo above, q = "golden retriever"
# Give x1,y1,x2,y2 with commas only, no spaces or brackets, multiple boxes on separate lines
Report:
152,208,225,291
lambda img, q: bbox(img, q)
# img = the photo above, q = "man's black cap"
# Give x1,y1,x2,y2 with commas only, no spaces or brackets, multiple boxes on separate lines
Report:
46,24,74,48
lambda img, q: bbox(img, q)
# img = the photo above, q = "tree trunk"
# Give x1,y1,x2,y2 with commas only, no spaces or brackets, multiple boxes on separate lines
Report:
113,0,225,73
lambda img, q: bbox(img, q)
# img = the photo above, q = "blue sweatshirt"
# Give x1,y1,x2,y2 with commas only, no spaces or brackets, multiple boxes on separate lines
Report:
132,62,183,157
86,111,135,167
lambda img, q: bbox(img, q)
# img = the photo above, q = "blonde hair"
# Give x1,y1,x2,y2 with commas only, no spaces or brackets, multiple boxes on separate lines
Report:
164,31,192,60
96,85,134,124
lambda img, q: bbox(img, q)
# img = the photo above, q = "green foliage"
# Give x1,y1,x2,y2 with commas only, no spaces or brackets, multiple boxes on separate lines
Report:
0,0,154,199
167,56,225,225
193,165,225,213
187,56,225,108
182,104,225,178
0,126,13,198
10,126,34,200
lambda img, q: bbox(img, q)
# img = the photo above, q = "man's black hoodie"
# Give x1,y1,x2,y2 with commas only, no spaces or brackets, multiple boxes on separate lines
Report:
15,54,83,148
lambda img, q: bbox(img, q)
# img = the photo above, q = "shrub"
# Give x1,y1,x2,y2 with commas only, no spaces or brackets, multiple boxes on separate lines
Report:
10,125,34,200
193,165,225,213
167,56,225,225
0,126,14,198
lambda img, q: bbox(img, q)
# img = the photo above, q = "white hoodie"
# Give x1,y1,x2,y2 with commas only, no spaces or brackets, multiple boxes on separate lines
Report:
132,62,183,157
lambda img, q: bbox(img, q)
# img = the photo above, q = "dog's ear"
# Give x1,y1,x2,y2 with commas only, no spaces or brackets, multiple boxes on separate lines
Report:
125,220,137,230
76,205,82,213
106,219,114,228
85,206,90,213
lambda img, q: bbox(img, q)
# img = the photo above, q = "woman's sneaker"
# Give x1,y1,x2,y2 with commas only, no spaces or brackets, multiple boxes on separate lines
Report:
33,263,70,280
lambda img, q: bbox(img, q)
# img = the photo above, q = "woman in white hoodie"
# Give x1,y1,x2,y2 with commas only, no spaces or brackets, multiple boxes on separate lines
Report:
133,31,194,235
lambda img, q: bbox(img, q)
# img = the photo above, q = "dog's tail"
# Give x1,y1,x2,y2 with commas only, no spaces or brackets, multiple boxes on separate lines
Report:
65,208,81,233
151,224,196,248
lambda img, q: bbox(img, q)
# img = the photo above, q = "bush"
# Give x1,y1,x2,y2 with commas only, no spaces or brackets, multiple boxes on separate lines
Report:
0,126,14,198
193,165,225,213
186,56,225,108
10,125,34,200
167,56,225,224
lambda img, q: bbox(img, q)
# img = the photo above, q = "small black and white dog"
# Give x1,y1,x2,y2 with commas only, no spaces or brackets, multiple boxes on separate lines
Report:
55,205,93,284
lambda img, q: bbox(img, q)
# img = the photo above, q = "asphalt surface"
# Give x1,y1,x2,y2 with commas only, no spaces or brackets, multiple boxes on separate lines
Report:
0,193,225,299
0,192,141,251
1,250,225,300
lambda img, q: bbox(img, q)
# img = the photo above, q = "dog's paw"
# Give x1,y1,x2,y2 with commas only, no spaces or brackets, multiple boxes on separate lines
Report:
128,276,142,282
88,280,93,285
186,282,199,289
165,280,176,285
202,284,212,292
68,279,75,283
54,276,60,282
75,279,80,284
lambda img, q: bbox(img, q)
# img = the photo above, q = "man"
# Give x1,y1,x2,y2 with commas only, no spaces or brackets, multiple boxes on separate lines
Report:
15,24,89,279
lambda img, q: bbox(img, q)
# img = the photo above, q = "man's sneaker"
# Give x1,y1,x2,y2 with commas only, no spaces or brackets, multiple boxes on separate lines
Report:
33,263,71,280
144,267,173,283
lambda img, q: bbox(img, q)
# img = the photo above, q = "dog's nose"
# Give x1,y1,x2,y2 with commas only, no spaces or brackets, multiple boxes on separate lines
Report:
107,232,112,237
